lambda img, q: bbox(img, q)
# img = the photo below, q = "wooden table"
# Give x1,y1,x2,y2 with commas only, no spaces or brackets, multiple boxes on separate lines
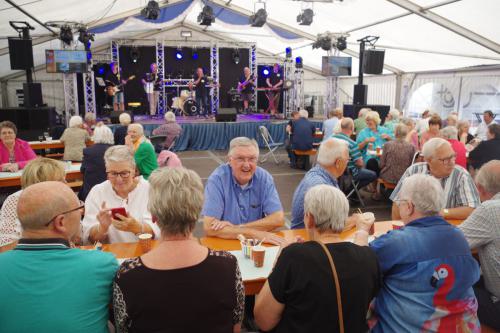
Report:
29,140,94,151
0,163,82,188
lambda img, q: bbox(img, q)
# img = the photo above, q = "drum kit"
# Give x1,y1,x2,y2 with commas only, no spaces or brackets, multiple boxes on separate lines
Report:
171,90,198,116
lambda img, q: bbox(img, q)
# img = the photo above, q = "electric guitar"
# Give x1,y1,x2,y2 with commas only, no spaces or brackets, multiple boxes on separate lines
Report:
105,75,136,96
237,75,254,92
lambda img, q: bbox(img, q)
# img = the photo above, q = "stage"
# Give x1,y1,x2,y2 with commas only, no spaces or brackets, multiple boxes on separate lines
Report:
109,113,323,151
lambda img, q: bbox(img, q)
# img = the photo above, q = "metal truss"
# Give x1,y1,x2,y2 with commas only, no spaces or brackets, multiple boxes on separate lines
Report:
63,73,78,124
250,44,257,112
323,49,339,117
111,40,119,69
210,43,219,115
156,40,166,115
294,68,305,111
283,59,295,118
83,71,96,114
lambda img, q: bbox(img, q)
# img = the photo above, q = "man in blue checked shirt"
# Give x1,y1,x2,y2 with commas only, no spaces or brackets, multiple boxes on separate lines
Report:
202,137,286,245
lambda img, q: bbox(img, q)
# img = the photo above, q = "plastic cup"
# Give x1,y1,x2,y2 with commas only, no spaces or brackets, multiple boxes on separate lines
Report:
252,246,266,268
392,221,404,230
376,147,381,155
362,212,376,235
241,240,254,259
138,233,153,253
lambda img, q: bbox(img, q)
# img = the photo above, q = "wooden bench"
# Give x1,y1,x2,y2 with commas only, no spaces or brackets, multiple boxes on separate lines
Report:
292,150,317,171
293,149,317,156
67,180,83,190
377,178,397,190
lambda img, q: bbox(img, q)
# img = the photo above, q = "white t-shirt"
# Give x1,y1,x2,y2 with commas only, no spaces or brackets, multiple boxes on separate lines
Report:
82,177,160,244
475,121,492,141
0,190,22,247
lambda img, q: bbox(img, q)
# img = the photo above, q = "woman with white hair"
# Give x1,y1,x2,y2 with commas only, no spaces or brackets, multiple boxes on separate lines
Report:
384,109,401,132
83,112,96,135
151,111,183,150
82,145,160,244
441,126,467,168
79,124,114,201
380,124,416,184
369,174,480,332
113,112,132,145
60,115,91,161
126,123,158,180
255,184,380,333
457,120,474,145
401,117,419,149
356,111,393,174
113,167,244,332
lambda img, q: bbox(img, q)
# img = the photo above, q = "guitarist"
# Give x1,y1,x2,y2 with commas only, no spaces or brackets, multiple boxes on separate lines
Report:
141,63,161,116
265,63,283,118
105,63,127,112
237,67,255,114
191,67,210,118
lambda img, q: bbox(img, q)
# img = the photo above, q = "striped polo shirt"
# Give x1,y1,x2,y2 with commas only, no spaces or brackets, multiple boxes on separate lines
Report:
333,132,363,177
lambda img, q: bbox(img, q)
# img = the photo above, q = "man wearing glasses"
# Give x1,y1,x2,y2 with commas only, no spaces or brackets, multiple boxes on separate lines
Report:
202,137,285,245
0,181,118,332
391,137,480,220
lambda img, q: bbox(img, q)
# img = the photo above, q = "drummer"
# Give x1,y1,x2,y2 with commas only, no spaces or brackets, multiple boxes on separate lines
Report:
191,67,210,118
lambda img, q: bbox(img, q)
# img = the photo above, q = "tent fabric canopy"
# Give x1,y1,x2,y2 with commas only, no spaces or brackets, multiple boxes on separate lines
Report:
0,0,498,80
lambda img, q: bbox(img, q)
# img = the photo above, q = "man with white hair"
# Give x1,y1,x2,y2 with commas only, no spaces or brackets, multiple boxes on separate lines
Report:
370,174,480,332
126,123,158,180
114,112,132,145
202,137,285,244
390,137,480,220
0,181,118,332
354,107,370,134
291,138,356,229
288,109,316,169
151,111,183,150
383,109,401,133
459,160,500,331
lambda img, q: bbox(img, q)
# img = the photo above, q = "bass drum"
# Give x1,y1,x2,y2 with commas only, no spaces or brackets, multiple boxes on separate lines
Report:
183,98,198,116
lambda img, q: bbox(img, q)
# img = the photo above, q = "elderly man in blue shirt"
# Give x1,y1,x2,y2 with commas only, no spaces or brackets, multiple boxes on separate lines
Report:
202,137,285,244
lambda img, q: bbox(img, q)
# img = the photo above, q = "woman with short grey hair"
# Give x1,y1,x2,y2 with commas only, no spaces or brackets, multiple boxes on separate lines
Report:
441,126,467,168
112,167,244,333
255,184,381,333
79,124,115,201
379,123,416,185
60,115,90,161
151,111,183,150
82,145,160,244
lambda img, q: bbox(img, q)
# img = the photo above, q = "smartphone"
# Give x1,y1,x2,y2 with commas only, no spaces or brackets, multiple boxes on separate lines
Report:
111,207,127,220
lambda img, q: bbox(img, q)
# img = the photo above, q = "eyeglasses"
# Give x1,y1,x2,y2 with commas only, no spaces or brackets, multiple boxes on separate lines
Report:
232,157,258,164
107,170,132,179
437,154,456,165
45,200,85,226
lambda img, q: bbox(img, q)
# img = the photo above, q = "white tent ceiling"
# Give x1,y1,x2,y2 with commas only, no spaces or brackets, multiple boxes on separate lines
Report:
0,0,499,80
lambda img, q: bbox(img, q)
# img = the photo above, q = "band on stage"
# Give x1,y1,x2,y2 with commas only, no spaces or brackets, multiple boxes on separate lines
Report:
102,62,285,118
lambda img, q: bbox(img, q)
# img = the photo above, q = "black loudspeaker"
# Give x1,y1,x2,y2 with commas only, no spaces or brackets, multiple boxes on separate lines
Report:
109,110,134,124
363,49,385,75
353,84,367,105
0,107,56,141
8,38,34,70
23,83,43,107
343,104,390,125
216,108,237,122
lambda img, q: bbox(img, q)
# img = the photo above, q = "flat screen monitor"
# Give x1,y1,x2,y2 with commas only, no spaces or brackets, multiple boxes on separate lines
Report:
45,50,88,73
321,56,352,76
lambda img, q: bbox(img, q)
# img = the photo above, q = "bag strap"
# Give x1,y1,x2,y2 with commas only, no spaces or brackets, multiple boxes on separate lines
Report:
315,241,344,333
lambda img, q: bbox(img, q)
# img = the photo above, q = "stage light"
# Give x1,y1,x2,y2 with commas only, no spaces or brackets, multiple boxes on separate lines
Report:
141,1,160,20
59,25,73,46
262,68,270,77
191,49,199,60
175,50,183,60
285,47,292,59
250,8,267,27
232,49,240,64
312,33,332,51
295,56,303,69
335,36,347,51
198,5,215,26
78,27,94,51
180,30,192,38
297,8,314,25
130,47,140,63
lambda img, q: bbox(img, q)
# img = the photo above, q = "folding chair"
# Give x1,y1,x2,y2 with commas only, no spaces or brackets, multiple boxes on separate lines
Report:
167,135,178,152
343,169,366,207
258,126,284,164
149,135,167,153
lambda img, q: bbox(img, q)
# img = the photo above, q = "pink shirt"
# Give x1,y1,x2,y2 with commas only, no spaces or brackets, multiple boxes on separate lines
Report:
448,139,467,169
0,138,36,169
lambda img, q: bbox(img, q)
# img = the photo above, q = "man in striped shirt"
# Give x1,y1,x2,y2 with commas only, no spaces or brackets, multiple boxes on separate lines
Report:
390,137,480,220
333,117,377,189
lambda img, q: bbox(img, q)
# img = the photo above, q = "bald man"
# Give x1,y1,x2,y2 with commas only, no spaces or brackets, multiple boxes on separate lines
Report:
238,67,255,114
0,181,118,333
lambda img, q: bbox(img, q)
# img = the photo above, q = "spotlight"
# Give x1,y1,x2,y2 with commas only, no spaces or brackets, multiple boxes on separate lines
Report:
312,33,332,51
285,47,292,59
336,36,347,51
297,8,314,26
250,8,267,27
141,0,160,20
92,63,109,77
130,47,140,64
232,49,240,64
198,5,215,26
295,57,303,69
78,27,94,51
59,25,73,46
175,50,183,60
191,49,199,60
262,67,270,77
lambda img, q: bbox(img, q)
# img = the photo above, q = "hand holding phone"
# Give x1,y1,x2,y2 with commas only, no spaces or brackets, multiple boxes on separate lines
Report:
111,207,127,220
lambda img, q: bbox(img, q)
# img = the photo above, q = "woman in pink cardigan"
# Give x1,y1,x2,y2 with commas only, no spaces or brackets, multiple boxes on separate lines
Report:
0,121,36,172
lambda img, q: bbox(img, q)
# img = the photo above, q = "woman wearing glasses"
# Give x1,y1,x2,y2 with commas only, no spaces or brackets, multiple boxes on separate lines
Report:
82,145,160,244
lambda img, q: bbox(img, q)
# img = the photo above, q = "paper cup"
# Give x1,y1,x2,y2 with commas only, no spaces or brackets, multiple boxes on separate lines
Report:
138,233,153,253
362,212,376,235
392,221,404,230
252,246,266,268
